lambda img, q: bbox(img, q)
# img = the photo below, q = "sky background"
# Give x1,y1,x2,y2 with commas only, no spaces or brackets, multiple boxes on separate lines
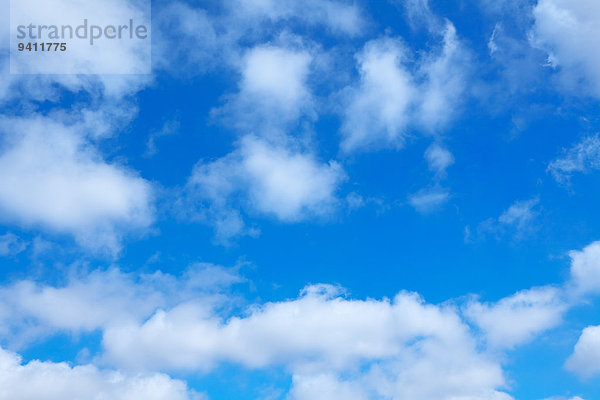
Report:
1,0,600,399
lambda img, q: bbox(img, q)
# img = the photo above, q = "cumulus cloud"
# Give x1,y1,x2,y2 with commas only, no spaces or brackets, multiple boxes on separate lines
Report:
0,116,154,253
567,241,600,296
340,23,469,152
242,45,312,112
565,325,600,378
0,264,242,348
465,286,566,349
101,286,510,400
0,267,513,400
340,37,414,151
180,39,347,241
0,347,199,400
186,136,346,240
216,44,314,131
288,373,367,400
466,240,600,351
548,134,600,184
5,238,600,398
2,243,600,398
532,0,600,96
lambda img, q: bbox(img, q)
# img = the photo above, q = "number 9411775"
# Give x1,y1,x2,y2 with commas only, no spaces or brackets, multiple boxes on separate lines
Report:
18,42,67,51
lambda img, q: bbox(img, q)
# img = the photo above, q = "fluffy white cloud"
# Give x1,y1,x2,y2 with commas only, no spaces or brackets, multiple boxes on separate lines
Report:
239,138,344,220
548,135,600,184
5,240,600,398
101,285,511,400
0,116,154,253
465,286,567,349
568,241,600,296
340,37,414,151
465,240,600,351
340,23,468,152
532,0,600,96
0,347,198,400
243,45,312,111
416,24,468,132
0,264,241,347
0,267,512,399
565,325,600,378
186,136,345,239
288,373,367,400
218,44,314,131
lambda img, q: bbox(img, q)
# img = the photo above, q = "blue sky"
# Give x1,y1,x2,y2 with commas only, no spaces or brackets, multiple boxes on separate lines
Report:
1,0,600,399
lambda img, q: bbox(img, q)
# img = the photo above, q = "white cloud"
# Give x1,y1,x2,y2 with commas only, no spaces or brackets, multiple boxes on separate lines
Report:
0,267,511,398
425,143,454,177
243,45,312,111
340,37,414,151
0,116,154,253
340,23,468,152
240,138,345,220
0,233,28,257
548,135,600,184
472,197,540,241
568,241,600,296
565,325,600,378
218,44,314,131
186,136,345,239
465,240,600,351
101,286,511,400
541,397,586,400
288,374,367,400
227,0,365,37
416,24,468,132
153,0,365,79
0,264,243,348
188,44,343,241
5,240,600,398
0,347,199,400
408,186,450,214
497,197,539,231
532,0,600,96
465,286,566,349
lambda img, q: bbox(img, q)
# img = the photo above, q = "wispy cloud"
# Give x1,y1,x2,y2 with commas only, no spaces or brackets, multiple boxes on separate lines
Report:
548,134,600,184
